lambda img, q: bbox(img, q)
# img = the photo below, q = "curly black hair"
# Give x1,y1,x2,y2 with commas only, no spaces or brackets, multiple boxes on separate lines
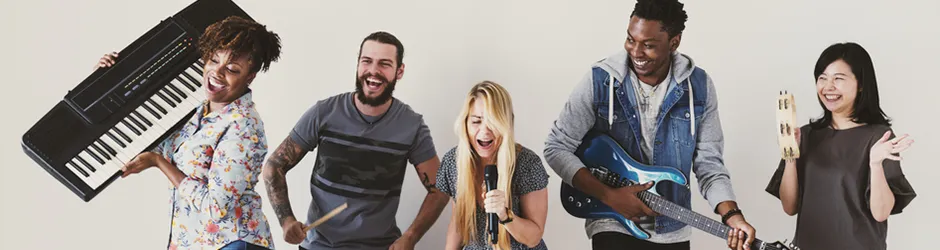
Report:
631,0,689,38
198,16,282,74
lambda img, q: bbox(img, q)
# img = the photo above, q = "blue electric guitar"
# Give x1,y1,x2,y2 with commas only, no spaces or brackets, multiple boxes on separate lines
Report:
560,132,799,250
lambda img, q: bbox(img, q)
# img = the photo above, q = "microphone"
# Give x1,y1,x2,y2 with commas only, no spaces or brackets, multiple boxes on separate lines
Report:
484,164,499,245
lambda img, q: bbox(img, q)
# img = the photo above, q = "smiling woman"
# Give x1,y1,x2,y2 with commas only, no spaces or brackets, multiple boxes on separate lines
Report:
94,15,283,250
765,42,917,250
198,16,282,112
438,81,550,250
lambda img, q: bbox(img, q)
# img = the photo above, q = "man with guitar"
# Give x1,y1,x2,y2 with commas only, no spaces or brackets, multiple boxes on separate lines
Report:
544,0,756,249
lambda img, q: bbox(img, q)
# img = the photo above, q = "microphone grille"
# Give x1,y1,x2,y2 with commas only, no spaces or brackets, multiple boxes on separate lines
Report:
484,164,498,178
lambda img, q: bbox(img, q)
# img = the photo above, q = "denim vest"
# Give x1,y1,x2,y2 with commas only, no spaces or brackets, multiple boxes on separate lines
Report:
589,66,707,233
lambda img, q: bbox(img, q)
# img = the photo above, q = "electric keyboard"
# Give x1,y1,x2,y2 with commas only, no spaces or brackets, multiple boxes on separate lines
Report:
21,0,254,202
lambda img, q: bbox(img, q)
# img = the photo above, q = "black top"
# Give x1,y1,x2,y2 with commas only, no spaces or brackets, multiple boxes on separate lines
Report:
766,124,916,250
437,145,550,250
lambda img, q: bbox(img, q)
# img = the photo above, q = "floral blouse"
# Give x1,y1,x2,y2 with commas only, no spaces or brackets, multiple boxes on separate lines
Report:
154,92,274,250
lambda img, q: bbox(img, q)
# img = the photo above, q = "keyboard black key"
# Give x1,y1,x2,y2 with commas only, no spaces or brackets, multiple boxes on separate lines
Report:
182,71,202,87
195,60,205,68
106,132,126,148
134,111,153,127
106,131,127,148
176,76,197,92
148,99,168,114
85,149,105,164
163,88,182,103
90,143,111,160
156,91,176,108
97,139,117,156
113,128,133,143
69,161,89,177
167,83,188,98
75,155,96,172
121,120,141,136
127,115,147,132
142,103,162,119
190,64,204,76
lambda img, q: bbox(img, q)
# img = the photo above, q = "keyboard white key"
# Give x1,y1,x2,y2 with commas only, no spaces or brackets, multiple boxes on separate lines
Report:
152,94,189,127
122,117,155,144
69,62,207,189
74,150,104,188
65,160,86,177
88,141,121,171
116,122,150,152
133,107,167,133
158,88,193,112
75,142,126,190
97,135,133,164
168,80,201,107
145,105,179,131
131,110,164,142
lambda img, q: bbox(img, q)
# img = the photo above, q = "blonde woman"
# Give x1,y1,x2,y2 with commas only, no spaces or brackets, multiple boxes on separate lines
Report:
437,81,550,250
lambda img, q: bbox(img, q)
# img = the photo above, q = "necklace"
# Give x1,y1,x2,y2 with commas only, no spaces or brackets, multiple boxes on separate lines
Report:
636,82,661,113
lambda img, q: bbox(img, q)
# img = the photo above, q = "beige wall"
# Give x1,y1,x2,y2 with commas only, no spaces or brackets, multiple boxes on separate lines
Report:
1,0,936,249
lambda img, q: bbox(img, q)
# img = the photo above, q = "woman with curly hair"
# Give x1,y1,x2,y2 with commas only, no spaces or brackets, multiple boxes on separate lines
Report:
94,15,282,250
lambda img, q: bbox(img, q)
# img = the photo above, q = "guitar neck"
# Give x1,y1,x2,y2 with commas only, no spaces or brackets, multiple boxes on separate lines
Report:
637,191,772,249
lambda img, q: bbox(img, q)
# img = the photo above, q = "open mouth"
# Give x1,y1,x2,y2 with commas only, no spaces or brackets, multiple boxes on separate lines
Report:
365,77,385,91
207,77,228,94
477,139,494,149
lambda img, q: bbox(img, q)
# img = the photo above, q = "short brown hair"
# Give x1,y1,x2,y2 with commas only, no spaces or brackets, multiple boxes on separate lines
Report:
358,31,404,67
198,16,281,73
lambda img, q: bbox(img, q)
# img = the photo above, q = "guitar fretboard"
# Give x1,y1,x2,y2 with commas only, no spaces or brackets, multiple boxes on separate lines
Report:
593,169,783,250
641,191,781,249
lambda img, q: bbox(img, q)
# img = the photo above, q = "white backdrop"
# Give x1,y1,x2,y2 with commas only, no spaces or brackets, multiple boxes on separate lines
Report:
1,0,937,249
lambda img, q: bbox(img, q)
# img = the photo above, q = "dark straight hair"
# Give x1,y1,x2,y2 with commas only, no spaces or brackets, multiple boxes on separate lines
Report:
808,42,891,129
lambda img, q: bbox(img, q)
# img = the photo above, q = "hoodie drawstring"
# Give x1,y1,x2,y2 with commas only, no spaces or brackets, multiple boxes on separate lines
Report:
688,79,695,136
608,74,614,130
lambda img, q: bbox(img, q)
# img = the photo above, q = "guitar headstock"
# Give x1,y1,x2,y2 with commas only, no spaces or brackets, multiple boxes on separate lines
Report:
775,90,799,160
762,239,800,250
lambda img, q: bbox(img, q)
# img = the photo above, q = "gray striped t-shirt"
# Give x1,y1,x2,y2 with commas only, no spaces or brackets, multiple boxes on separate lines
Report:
290,92,437,250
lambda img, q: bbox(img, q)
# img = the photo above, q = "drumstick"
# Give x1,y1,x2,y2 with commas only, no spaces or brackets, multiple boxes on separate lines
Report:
303,202,348,232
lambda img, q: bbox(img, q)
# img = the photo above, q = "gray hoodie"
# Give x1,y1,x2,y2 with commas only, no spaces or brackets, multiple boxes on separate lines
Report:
544,49,736,243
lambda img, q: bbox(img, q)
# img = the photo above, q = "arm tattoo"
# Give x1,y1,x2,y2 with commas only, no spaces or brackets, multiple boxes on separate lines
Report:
264,137,307,226
265,171,294,225
421,172,435,191
415,167,439,193
269,136,304,169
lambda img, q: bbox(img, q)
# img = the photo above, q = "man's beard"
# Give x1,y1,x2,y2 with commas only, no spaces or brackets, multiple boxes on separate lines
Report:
355,73,397,107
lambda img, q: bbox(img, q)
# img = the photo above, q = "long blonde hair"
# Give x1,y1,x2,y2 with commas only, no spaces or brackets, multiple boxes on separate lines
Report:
454,81,517,250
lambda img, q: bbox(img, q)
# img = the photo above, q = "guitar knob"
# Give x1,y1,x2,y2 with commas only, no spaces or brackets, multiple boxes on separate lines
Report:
576,202,582,207
568,196,574,202
585,198,592,203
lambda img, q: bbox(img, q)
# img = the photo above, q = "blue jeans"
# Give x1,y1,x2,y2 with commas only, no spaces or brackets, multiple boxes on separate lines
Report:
219,240,270,250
